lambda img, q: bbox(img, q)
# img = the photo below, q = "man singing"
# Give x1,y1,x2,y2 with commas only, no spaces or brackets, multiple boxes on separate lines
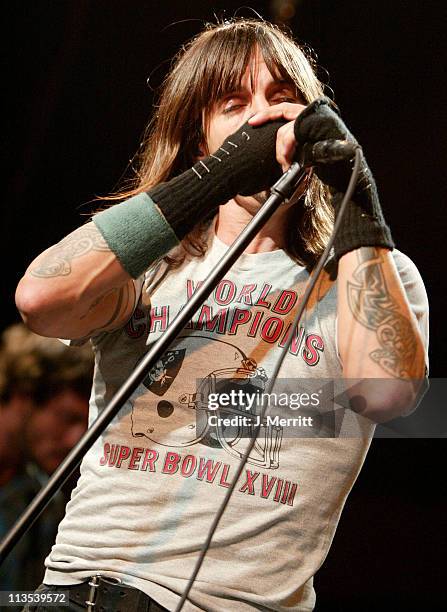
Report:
16,18,428,612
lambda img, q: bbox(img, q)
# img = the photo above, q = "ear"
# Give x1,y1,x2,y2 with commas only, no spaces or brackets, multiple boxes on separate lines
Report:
195,127,209,160
195,142,207,160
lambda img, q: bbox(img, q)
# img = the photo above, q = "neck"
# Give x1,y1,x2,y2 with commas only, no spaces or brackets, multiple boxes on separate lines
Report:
215,195,292,253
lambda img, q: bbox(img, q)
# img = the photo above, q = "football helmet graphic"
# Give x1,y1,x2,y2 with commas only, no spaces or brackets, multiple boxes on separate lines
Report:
131,335,282,468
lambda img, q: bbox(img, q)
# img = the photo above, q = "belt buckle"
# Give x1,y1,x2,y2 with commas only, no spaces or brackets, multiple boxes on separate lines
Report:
85,574,122,611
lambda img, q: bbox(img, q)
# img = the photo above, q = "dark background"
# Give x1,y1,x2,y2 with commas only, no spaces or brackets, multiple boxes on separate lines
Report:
3,1,446,609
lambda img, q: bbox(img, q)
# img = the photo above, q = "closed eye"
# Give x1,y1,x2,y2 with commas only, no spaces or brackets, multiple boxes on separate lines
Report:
222,104,245,114
270,96,299,105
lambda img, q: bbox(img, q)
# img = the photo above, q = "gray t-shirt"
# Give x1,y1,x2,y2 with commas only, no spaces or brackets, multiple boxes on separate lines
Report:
44,232,429,611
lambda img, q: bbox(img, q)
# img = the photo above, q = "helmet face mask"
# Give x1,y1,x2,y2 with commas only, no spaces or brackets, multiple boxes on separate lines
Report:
130,336,283,469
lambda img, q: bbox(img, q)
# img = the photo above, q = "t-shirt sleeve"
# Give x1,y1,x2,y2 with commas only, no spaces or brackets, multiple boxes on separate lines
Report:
392,249,430,374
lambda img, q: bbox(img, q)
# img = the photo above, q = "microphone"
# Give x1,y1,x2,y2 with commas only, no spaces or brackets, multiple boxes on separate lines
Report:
302,139,361,165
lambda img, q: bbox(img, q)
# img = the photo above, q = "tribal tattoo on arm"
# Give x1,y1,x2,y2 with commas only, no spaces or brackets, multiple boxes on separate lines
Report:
29,224,135,334
347,248,417,379
48,283,134,343
80,281,134,335
30,224,110,278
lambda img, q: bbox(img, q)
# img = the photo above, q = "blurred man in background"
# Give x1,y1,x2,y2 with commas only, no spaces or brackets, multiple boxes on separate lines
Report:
0,323,93,593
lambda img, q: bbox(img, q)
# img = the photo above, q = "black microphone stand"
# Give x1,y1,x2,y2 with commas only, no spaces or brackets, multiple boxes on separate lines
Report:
0,163,307,564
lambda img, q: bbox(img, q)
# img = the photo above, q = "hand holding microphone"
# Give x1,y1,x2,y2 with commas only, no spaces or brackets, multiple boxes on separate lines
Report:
293,96,394,259
144,96,394,261
94,96,393,282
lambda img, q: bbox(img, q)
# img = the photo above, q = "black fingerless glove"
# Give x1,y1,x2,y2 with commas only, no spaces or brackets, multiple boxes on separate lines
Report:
294,97,394,260
148,120,285,240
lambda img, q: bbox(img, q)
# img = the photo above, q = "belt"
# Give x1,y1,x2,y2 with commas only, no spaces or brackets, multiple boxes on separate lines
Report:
65,574,169,612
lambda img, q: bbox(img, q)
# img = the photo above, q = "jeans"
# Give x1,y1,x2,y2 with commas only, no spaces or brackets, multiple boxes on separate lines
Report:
21,583,84,611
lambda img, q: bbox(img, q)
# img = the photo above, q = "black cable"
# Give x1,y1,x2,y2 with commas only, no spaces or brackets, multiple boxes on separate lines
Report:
174,147,362,611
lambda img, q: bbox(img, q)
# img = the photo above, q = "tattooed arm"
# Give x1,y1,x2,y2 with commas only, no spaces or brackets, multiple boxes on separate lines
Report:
15,223,136,339
337,247,427,421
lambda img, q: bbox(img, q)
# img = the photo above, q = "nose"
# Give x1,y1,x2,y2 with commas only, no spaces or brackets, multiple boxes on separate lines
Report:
249,93,270,117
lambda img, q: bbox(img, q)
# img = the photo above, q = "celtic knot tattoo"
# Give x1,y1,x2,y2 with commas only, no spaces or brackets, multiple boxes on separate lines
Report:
30,224,110,278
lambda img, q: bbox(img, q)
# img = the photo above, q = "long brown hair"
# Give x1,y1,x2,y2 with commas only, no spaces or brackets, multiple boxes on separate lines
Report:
110,18,333,266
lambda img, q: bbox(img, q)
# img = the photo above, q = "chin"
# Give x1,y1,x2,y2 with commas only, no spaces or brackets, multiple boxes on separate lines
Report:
236,189,300,216
252,191,270,205
235,191,269,214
